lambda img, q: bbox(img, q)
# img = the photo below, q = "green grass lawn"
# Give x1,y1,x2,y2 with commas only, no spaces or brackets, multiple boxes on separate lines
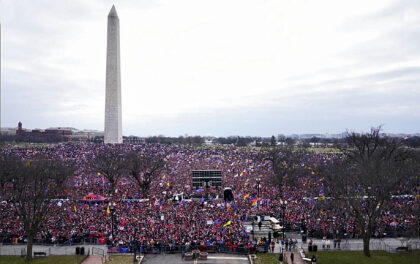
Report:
254,253,279,264
3,142,60,148
0,255,87,264
106,255,136,264
256,250,420,264
307,147,341,153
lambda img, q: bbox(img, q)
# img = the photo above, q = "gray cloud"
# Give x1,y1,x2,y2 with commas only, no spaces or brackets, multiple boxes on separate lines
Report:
1,0,419,136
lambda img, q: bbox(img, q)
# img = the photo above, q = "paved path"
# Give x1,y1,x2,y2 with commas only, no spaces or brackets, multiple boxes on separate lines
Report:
81,255,104,264
283,252,304,264
270,236,420,253
142,253,249,264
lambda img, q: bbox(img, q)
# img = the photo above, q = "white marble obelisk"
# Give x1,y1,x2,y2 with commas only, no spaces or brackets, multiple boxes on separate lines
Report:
104,5,122,144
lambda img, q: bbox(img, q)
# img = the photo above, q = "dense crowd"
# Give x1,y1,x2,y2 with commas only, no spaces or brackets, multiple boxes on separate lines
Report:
0,143,418,249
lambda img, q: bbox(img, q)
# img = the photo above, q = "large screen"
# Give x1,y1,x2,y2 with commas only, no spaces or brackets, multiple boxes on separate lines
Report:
192,170,222,188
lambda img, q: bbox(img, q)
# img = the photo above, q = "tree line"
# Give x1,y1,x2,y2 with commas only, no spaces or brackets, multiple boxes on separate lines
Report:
2,133,420,148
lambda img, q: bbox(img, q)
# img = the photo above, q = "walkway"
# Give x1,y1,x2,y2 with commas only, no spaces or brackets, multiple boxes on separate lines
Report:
143,253,249,264
284,252,305,264
81,255,104,264
269,234,420,253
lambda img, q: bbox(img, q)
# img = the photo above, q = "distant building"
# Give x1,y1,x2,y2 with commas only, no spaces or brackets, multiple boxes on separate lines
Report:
124,136,144,144
16,122,72,137
6,122,107,142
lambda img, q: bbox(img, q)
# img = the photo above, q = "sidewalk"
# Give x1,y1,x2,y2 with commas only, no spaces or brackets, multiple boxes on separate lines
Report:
81,255,104,264
284,252,305,264
271,236,420,253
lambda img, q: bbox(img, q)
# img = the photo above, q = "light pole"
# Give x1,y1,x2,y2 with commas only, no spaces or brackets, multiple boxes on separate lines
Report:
280,200,287,241
256,178,261,198
133,228,138,263
251,220,255,241
109,202,116,245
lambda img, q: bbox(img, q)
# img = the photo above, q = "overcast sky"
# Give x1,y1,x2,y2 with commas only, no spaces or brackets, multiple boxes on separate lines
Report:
1,0,419,137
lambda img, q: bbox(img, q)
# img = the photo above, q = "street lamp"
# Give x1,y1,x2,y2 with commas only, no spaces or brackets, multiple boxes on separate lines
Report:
133,228,138,263
280,200,287,241
109,202,116,245
251,220,255,241
256,178,261,198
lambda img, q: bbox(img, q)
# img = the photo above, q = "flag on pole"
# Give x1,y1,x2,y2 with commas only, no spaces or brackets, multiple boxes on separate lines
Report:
73,205,77,212
106,205,110,215
251,198,258,207
223,220,232,227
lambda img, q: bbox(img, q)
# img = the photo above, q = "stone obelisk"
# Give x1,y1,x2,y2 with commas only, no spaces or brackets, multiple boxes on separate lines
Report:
104,5,122,144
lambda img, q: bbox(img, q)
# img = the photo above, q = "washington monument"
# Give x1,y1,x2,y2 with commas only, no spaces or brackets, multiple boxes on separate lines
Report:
104,5,122,144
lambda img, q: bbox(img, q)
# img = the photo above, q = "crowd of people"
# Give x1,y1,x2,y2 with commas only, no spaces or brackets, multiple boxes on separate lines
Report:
0,143,418,251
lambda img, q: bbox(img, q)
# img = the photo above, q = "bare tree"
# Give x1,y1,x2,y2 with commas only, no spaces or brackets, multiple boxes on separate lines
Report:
89,145,127,197
4,155,74,261
125,151,165,198
265,144,308,192
0,152,20,190
322,127,419,257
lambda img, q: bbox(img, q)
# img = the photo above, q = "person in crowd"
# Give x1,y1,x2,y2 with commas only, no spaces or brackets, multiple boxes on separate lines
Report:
0,143,416,251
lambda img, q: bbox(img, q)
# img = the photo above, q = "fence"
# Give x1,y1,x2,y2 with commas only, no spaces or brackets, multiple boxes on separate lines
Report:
92,247,105,264
0,244,107,257
0,237,103,246
303,238,420,253
107,244,269,255
92,247,105,256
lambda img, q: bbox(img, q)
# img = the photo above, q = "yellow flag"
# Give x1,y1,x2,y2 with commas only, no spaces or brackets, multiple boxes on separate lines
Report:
243,193,250,200
223,220,231,227
73,205,77,213
106,205,110,215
